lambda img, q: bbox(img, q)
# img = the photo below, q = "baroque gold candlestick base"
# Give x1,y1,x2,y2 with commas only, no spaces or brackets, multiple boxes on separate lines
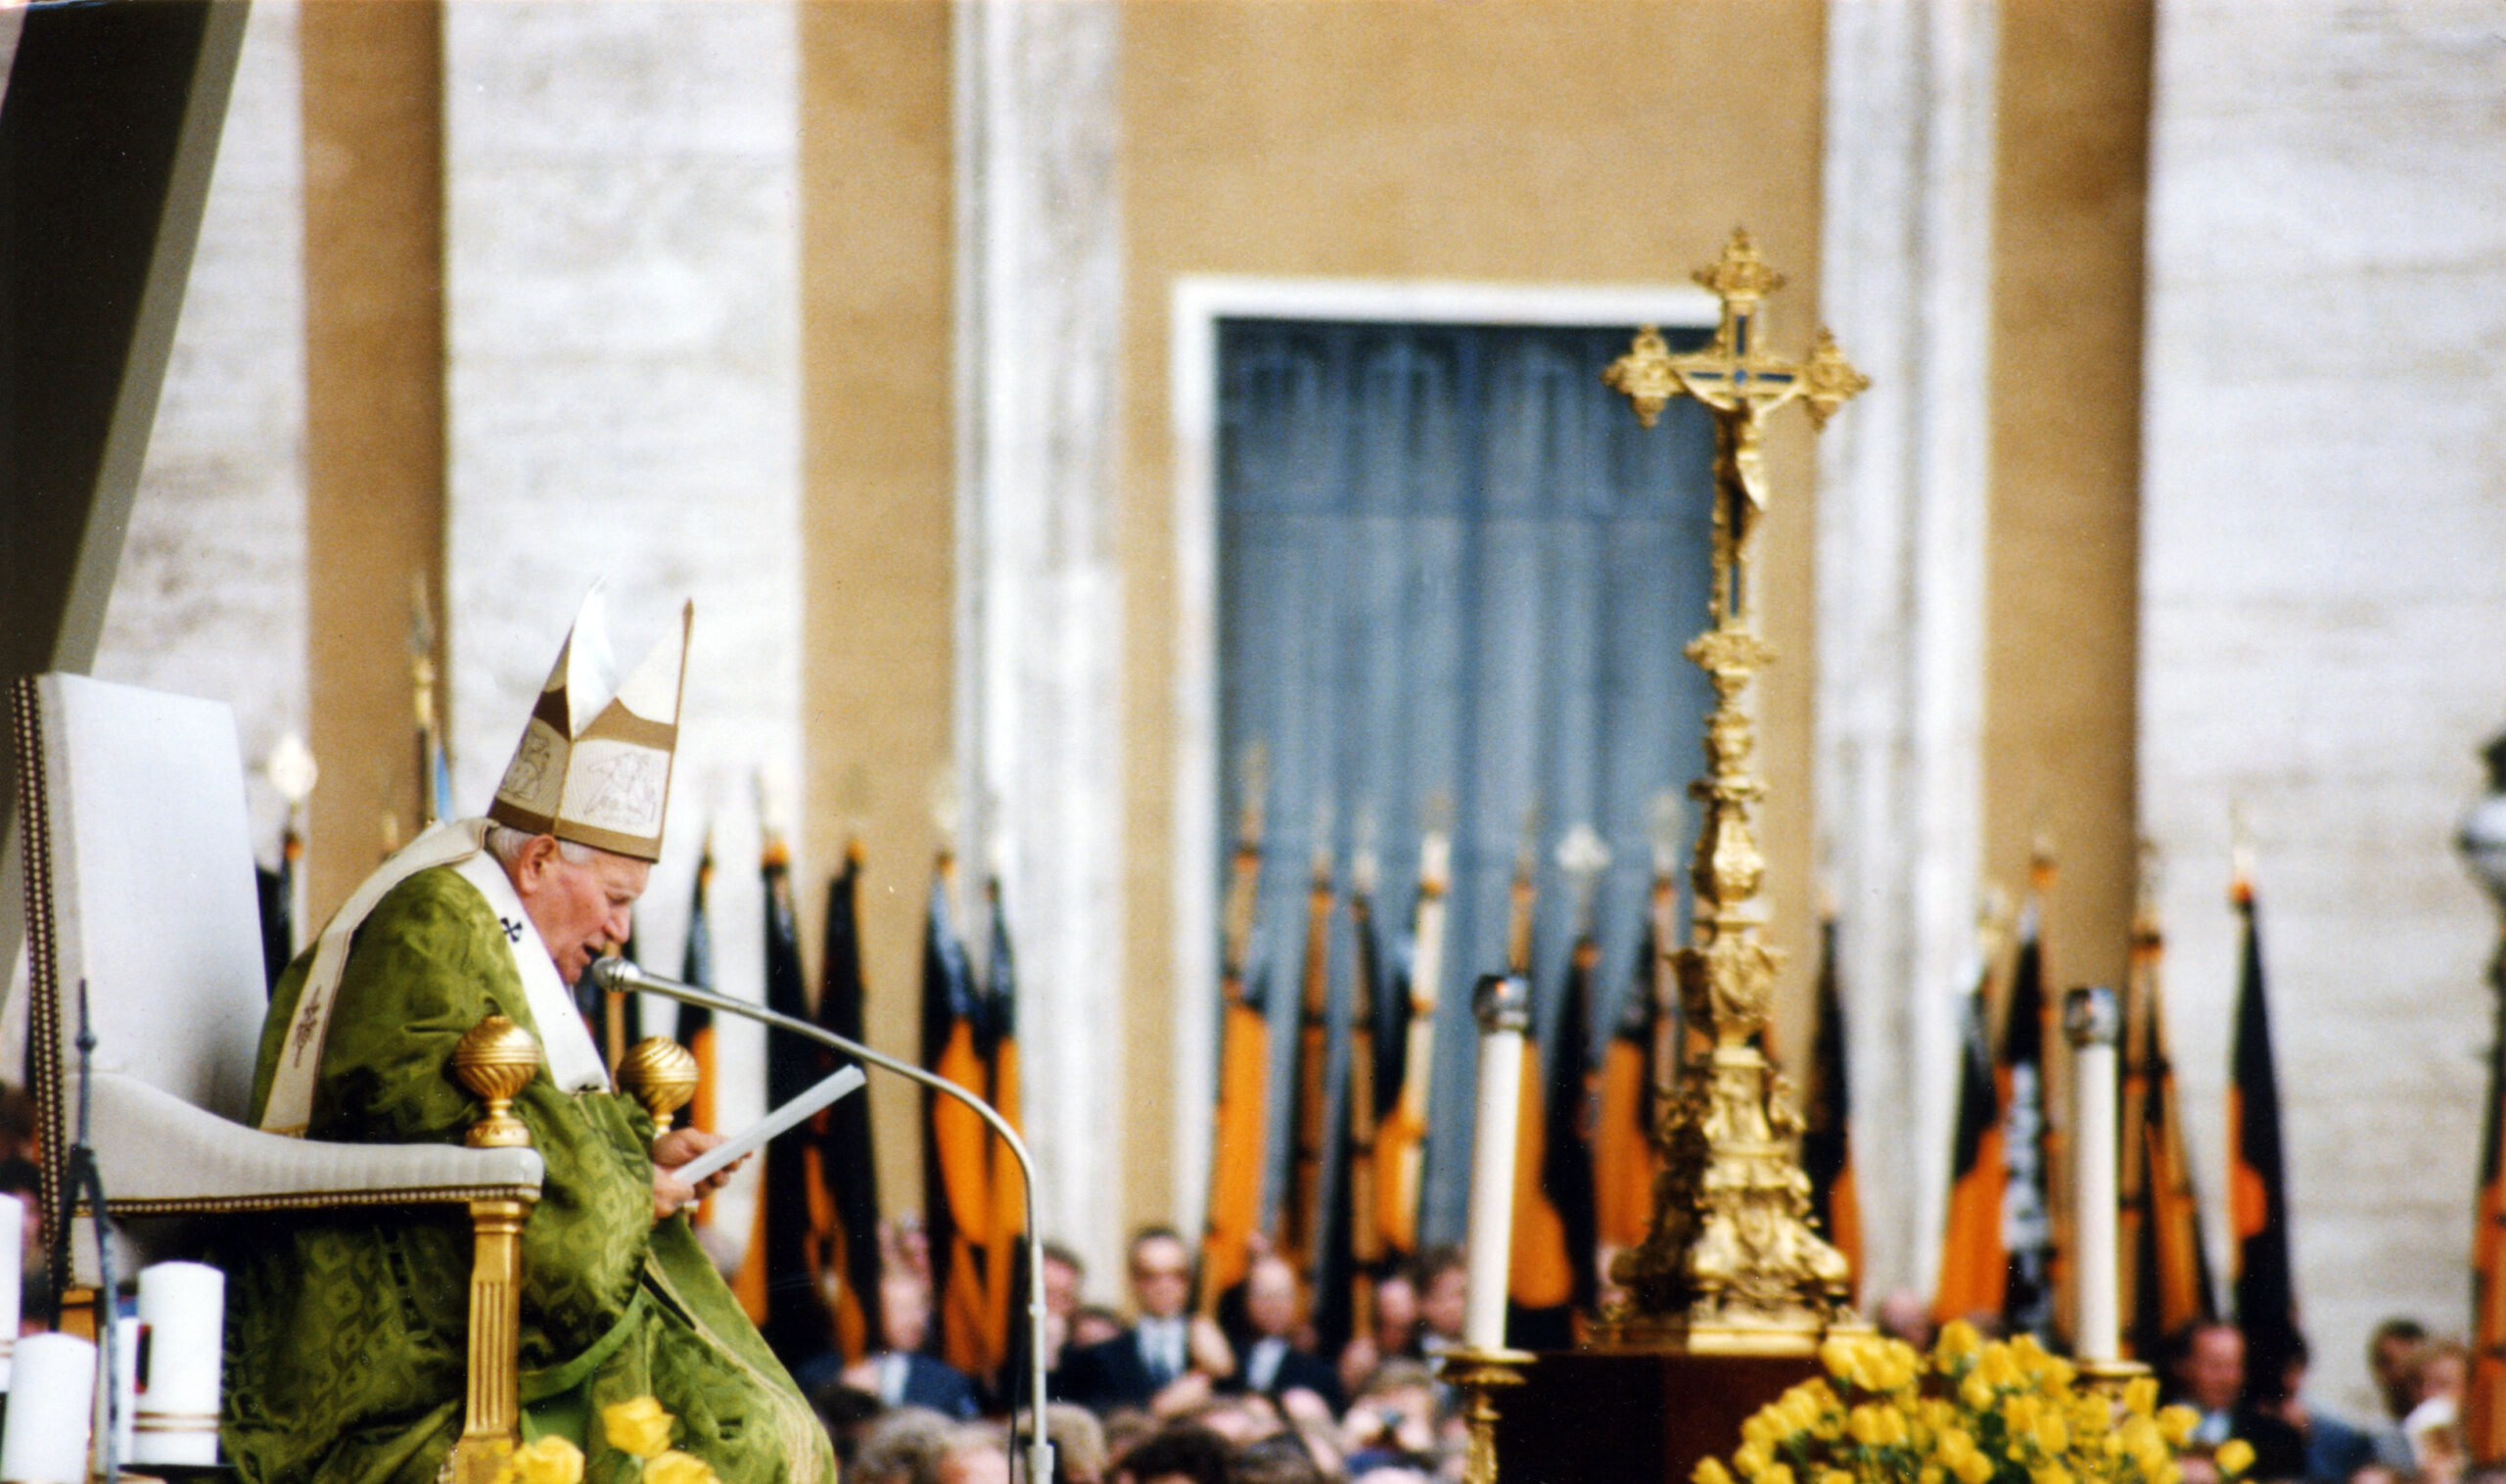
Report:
1439,1347,1535,1484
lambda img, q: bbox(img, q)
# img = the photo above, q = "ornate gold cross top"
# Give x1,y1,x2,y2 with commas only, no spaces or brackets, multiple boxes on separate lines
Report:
1603,228,1868,512
1604,229,1867,627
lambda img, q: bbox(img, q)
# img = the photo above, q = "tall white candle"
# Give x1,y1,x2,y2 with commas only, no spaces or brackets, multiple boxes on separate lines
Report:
2065,986,2122,1364
1,1332,97,1484
1463,974,1530,1352
113,1314,142,1465
132,1260,225,1466
0,1192,21,1389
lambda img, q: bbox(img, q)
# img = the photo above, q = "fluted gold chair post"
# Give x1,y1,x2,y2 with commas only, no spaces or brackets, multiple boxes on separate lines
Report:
444,1015,541,1484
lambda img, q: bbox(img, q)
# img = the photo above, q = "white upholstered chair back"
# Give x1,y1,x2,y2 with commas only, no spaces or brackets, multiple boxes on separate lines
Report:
14,673,267,1140
10,672,544,1290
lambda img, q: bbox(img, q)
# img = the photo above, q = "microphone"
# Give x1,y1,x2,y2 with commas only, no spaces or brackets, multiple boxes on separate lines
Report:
590,956,1056,1484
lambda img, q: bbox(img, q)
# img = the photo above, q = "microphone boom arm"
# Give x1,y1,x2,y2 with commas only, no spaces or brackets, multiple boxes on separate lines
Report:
592,955,1055,1484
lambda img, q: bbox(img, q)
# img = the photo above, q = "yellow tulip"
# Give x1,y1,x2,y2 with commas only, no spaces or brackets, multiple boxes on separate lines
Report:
1978,1346,2023,1390
1938,1321,1984,1366
2155,1408,2198,1449
1784,1383,1824,1433
1824,1336,1867,1382
1694,1457,1738,1484
1760,1464,1797,1484
1737,1441,1774,1478
2122,1376,2158,1418
643,1452,719,1484
602,1397,675,1461
2033,1413,2068,1455
505,1437,586,1484
1953,1450,1995,1484
1823,1469,1856,1484
2215,1440,2254,1477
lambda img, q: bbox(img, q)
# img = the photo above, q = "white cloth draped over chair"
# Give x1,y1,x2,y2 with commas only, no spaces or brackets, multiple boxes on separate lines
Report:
7,672,543,1287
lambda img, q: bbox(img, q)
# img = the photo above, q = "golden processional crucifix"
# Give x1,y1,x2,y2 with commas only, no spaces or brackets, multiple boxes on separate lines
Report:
1595,228,1870,1354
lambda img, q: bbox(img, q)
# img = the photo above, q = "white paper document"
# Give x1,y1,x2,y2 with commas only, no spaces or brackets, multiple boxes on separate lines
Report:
673,1064,866,1187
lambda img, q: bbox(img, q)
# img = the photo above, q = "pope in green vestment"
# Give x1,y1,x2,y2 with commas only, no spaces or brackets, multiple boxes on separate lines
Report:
219,865,835,1483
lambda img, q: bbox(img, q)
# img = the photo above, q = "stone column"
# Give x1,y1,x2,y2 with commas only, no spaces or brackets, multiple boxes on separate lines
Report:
1813,0,2000,1301
953,0,1126,1268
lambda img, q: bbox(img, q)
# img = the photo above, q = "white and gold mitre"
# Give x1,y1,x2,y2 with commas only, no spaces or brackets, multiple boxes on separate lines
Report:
486,589,691,862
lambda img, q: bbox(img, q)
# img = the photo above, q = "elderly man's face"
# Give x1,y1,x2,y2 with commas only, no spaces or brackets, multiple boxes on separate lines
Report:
508,835,649,983
2182,1325,2246,1415
1129,1233,1193,1321
1245,1257,1299,1338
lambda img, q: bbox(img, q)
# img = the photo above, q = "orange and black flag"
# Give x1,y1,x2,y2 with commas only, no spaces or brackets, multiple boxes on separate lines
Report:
1999,879,2059,1343
2120,868,2215,1362
1371,824,1448,1267
812,843,884,1367
978,875,1026,1392
2229,862,2299,1375
1201,768,1271,1312
255,810,301,994
737,830,829,1361
2469,921,2506,1461
922,855,996,1379
1314,856,1386,1360
680,834,722,1225
1277,840,1336,1281
1933,913,2007,1328
1802,908,1861,1291
1594,884,1664,1259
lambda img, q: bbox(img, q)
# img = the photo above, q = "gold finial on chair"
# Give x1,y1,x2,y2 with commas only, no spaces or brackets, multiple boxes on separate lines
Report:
615,1037,700,1133
450,1015,540,1148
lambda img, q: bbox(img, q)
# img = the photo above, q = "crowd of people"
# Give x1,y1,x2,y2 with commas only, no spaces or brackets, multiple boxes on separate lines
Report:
787,1222,2485,1484
796,1227,1478,1484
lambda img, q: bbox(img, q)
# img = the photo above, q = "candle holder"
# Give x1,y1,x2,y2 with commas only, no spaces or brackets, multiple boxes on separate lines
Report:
1438,1345,1536,1484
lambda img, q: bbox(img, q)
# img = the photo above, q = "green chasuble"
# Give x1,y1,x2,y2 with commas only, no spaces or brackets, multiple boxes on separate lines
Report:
219,866,833,1484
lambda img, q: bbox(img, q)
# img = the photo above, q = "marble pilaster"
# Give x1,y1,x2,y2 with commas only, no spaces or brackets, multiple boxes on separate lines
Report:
953,0,1127,1273
1813,0,2001,1302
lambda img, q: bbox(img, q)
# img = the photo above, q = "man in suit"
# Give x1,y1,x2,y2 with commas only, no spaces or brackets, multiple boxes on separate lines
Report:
1221,1254,1344,1414
1057,1227,1233,1414
2168,1322,2308,1482
814,1266,982,1419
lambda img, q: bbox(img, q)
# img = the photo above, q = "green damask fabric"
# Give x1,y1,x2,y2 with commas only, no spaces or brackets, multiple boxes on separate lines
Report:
219,866,833,1484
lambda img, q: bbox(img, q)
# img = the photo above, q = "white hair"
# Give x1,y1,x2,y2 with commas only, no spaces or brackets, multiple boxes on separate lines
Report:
484,822,597,869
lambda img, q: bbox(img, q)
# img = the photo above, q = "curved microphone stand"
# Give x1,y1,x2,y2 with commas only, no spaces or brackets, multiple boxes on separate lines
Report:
590,956,1055,1484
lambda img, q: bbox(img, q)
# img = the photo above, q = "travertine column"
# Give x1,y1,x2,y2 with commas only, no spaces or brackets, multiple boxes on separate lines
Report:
1813,0,1999,1300
953,0,1126,1270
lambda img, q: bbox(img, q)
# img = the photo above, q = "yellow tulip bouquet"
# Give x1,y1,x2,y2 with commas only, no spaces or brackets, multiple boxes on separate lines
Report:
490,1397,724,1484
1693,1323,2254,1484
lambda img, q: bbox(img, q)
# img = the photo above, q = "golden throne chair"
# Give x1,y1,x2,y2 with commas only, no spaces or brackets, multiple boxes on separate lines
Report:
8,672,545,1474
